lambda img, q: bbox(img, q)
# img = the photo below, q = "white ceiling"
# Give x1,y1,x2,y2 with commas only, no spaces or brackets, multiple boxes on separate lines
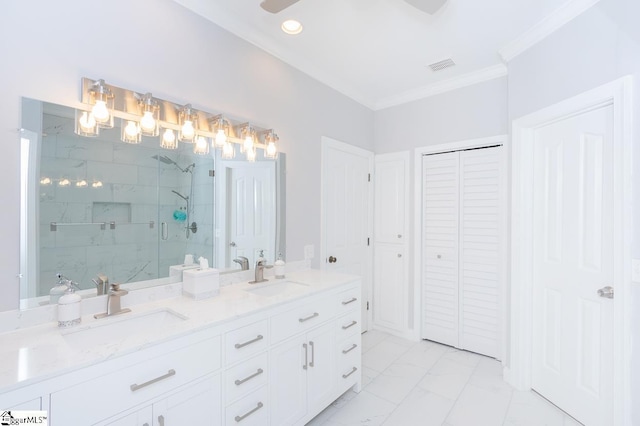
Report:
175,0,568,110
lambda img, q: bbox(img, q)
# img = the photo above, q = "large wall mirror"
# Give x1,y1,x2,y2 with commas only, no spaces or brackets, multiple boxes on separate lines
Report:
20,98,285,308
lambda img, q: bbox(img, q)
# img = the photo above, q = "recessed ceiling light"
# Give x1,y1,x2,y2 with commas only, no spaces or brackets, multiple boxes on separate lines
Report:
281,19,303,35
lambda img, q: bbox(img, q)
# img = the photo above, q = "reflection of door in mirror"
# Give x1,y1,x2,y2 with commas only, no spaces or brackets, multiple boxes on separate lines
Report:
218,162,276,268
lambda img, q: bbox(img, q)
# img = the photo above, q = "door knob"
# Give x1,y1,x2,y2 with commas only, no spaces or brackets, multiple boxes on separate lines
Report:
230,241,237,247
597,286,614,299
328,256,337,263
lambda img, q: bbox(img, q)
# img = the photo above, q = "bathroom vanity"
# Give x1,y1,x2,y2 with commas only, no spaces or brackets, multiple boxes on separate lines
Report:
0,269,361,426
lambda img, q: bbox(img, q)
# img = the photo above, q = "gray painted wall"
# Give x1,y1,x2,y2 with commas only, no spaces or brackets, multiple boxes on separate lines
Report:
0,0,374,311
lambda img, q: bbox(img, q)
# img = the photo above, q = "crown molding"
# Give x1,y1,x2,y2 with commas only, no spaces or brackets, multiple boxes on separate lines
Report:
499,0,601,63
373,64,508,111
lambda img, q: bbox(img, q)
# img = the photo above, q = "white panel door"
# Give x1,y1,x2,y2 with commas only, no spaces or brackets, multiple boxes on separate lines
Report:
373,243,406,331
306,323,337,415
322,138,373,331
459,148,502,358
421,152,460,347
269,335,308,426
227,162,276,265
532,105,613,425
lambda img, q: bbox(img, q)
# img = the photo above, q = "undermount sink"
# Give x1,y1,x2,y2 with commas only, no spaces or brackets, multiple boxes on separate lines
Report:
61,308,187,349
244,280,309,297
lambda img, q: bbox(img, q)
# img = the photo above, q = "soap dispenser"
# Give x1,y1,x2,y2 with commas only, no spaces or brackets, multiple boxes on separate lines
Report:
49,273,68,305
274,252,286,279
58,280,81,328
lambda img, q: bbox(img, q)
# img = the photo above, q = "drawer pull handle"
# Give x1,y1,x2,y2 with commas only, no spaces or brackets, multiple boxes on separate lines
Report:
235,402,264,422
342,320,358,330
342,366,358,379
303,343,308,370
309,341,315,367
130,369,175,392
299,312,319,323
235,334,264,349
235,368,264,386
342,343,358,354
342,297,357,305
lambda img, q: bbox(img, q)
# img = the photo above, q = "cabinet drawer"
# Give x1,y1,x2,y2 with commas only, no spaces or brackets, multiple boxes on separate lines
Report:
225,320,269,365
224,353,268,404
271,295,336,343
335,311,360,341
225,385,268,426
336,286,360,314
51,336,221,425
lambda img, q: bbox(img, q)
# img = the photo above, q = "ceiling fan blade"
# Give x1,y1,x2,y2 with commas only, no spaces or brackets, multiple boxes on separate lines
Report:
404,0,448,14
260,0,302,14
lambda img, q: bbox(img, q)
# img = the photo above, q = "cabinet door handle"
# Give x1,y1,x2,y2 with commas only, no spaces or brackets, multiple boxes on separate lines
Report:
158,415,165,426
235,334,264,349
342,366,358,379
342,343,358,354
234,402,264,422
130,369,175,392
303,343,308,370
235,368,264,386
299,312,319,323
309,341,315,368
342,320,358,330
342,297,357,305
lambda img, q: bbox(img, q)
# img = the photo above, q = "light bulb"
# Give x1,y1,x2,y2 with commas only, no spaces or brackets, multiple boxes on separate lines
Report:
92,100,110,123
244,134,254,152
266,141,277,158
92,181,103,188
246,146,256,162
125,121,139,138
40,177,52,185
194,136,209,155
181,120,195,140
59,179,70,186
76,180,88,187
215,129,227,147
78,111,96,131
140,111,156,132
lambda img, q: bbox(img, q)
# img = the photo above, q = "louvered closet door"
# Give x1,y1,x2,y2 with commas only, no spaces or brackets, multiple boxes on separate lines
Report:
458,147,501,358
421,152,460,347
421,147,502,359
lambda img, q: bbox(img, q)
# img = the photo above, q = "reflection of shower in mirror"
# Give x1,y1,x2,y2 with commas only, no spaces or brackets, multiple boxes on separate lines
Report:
154,155,197,239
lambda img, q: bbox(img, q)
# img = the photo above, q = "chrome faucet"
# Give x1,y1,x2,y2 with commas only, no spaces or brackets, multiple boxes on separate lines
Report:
233,256,250,270
92,274,109,295
249,259,272,284
94,283,131,319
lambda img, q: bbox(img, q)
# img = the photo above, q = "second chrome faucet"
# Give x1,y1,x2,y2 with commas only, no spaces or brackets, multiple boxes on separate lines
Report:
249,259,273,284
94,283,131,319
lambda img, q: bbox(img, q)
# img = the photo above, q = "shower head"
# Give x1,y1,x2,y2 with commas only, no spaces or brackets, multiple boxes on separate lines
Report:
152,155,195,173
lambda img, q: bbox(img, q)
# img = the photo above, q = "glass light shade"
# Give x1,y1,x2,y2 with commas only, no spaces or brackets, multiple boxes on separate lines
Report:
92,181,103,188
194,136,210,155
58,178,70,187
161,128,178,150
215,129,227,147
40,177,52,185
241,125,255,153
89,80,115,129
75,110,99,137
221,141,235,159
264,131,279,159
245,146,257,162
178,104,198,143
121,120,141,144
139,93,160,137
76,180,88,187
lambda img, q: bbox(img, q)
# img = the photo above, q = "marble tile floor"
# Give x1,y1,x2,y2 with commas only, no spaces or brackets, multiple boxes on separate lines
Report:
307,330,582,426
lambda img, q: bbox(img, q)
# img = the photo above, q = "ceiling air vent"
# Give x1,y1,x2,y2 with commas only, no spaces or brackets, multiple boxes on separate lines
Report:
429,58,456,72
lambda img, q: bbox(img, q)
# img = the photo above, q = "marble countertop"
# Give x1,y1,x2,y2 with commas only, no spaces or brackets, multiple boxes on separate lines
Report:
0,269,360,394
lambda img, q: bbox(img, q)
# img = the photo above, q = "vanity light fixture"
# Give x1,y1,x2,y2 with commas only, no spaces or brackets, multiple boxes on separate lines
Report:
264,129,279,159
194,135,210,155
75,110,99,137
281,19,303,35
138,93,160,137
178,104,198,143
88,79,114,129
161,128,178,150
121,119,141,144
210,115,229,148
